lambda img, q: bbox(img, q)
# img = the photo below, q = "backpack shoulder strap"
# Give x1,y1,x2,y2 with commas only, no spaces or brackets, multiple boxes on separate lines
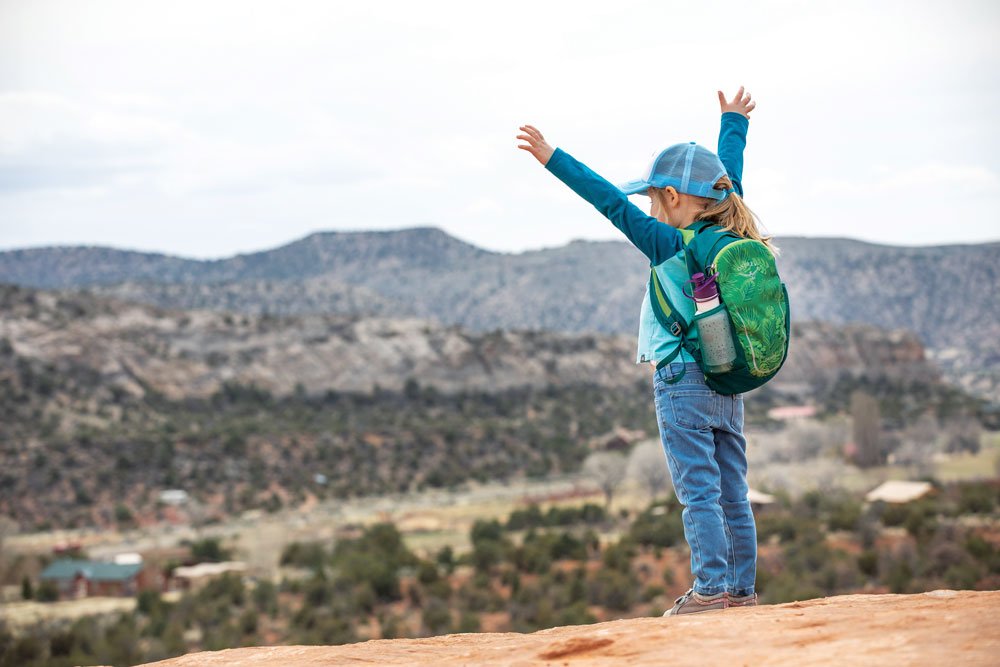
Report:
648,266,693,380
684,221,741,276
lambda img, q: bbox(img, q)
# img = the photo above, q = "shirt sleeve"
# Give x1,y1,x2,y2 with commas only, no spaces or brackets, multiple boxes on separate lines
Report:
717,112,749,197
544,148,682,265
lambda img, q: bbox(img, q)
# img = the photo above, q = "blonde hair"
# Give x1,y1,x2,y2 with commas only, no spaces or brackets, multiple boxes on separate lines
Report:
695,175,778,254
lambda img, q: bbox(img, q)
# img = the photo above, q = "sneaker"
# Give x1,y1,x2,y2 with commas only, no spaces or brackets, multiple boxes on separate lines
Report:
663,589,729,616
728,592,758,607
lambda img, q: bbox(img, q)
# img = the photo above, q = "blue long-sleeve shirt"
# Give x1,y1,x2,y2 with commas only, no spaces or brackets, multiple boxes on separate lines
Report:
544,112,749,364
545,112,747,263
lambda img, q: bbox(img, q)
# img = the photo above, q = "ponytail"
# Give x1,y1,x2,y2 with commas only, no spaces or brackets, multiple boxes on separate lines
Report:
696,175,778,255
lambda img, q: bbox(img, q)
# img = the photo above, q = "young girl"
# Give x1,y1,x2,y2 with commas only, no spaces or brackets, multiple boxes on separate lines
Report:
516,88,767,615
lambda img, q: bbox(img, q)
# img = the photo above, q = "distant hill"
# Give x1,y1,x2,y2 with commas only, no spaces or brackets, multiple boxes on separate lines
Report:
2,284,977,529
1,228,997,400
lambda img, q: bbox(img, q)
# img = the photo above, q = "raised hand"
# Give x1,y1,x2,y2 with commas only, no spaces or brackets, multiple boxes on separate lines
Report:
717,86,756,118
516,125,555,166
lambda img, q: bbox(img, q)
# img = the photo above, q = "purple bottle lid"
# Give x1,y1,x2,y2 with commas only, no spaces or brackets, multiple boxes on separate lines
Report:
687,272,719,301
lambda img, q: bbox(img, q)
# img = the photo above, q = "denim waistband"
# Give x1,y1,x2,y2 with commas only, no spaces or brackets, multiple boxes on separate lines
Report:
653,361,706,387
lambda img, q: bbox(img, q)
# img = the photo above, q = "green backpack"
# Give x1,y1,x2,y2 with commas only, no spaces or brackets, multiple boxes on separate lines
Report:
649,220,790,395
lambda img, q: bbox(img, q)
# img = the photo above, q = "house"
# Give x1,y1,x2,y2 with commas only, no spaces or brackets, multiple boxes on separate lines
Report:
748,488,777,506
39,559,148,599
766,405,818,421
170,561,247,591
865,480,934,504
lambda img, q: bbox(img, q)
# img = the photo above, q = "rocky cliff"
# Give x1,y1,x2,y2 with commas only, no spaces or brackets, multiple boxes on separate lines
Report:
1,284,964,529
0,284,939,402
1,228,995,401
136,591,999,667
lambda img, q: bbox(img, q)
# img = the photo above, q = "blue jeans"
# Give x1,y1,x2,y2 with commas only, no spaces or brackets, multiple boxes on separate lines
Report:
653,362,757,597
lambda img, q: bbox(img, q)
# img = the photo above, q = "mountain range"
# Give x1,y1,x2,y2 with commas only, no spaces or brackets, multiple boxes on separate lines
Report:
1,227,997,401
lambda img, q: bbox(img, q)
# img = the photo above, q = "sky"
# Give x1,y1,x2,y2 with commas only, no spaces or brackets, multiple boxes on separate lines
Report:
1,0,998,259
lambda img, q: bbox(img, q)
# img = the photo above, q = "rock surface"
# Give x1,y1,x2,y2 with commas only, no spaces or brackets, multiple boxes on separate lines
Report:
138,591,1000,666
0,284,939,401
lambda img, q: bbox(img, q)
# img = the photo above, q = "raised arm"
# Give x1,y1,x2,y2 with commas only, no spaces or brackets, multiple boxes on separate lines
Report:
517,125,681,265
716,87,755,197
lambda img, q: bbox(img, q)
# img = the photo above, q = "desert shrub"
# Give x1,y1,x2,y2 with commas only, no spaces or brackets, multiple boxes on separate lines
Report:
457,578,504,613
628,503,684,548
199,572,246,609
239,608,258,635
642,584,665,602
759,570,824,603
2,636,43,666
884,560,914,593
550,532,587,561
943,563,981,589
588,569,637,611
857,549,879,578
48,629,75,657
435,546,455,574
513,533,552,574
514,530,587,574
137,589,163,615
421,597,452,635
457,611,481,633
253,580,278,616
509,583,555,632
416,560,440,585
280,542,328,570
506,505,544,531
963,534,1000,574
290,607,356,645
331,523,417,601
471,539,505,573
469,519,512,573
35,580,59,602
470,519,504,543
757,514,818,543
189,538,232,563
904,506,938,541
20,577,32,601
957,482,996,514
556,601,596,626
826,498,863,532
602,541,636,573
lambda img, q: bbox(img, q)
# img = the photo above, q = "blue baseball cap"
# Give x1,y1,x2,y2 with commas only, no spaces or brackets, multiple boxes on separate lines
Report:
618,141,728,200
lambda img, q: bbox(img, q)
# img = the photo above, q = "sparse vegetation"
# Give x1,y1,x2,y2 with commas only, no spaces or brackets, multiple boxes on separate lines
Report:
5,481,997,666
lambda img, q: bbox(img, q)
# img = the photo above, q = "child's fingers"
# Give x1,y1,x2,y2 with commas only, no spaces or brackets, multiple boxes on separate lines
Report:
732,86,745,104
746,100,757,112
718,90,726,107
516,134,536,143
522,124,545,140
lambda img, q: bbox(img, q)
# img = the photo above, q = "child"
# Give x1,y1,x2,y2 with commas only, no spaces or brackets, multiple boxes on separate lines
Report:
516,88,767,615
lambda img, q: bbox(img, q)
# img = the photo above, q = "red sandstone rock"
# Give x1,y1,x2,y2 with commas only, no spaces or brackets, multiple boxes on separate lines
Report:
139,591,1000,667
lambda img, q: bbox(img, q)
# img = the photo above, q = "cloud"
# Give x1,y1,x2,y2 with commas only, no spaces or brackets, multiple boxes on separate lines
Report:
0,91,383,197
807,164,1000,198
0,0,998,255
0,91,179,190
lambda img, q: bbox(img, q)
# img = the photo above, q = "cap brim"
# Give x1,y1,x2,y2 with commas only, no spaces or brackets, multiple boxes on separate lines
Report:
618,179,651,196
